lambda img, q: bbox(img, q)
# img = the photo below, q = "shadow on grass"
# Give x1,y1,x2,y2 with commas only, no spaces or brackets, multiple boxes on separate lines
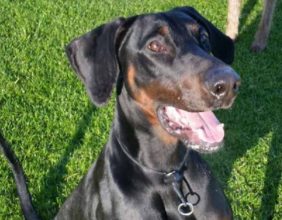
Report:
238,0,258,36
207,0,281,218
37,104,96,218
238,1,281,218
260,127,282,219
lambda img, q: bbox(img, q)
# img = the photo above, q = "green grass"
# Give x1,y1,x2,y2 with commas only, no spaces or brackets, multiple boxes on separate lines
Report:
0,0,281,219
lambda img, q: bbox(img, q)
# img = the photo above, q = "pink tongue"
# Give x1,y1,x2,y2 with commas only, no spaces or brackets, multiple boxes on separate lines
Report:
167,107,224,144
197,112,224,143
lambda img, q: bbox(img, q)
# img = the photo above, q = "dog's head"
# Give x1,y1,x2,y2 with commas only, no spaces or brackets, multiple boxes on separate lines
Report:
66,7,240,153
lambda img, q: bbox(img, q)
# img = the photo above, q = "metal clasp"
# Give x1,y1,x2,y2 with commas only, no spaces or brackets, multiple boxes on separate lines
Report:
178,202,194,216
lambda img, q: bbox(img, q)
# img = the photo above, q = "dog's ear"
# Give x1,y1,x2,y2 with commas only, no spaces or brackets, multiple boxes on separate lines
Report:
66,18,127,106
174,7,234,64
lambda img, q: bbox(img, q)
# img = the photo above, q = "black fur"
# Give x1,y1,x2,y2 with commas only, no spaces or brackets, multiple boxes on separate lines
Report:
174,7,234,64
65,18,126,106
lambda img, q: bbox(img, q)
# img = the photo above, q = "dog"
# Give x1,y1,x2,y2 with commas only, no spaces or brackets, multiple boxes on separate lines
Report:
0,6,240,220
226,0,277,52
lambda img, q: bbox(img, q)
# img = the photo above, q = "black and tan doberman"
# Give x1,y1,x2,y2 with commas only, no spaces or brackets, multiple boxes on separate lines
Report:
0,6,240,220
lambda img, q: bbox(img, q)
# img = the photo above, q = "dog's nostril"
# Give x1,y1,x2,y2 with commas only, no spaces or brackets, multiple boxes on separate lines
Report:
233,80,240,93
205,66,240,100
214,82,226,96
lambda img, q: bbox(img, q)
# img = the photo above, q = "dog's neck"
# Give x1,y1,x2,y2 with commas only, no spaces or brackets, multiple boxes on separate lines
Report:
112,88,188,172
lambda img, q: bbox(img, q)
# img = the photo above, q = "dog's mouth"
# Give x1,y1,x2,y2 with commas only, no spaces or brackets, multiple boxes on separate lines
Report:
157,106,224,153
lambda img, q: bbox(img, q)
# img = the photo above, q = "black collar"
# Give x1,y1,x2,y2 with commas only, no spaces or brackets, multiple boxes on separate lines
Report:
114,134,200,217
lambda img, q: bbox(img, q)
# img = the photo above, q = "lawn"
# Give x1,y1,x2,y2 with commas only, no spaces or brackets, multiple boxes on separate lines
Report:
0,0,281,219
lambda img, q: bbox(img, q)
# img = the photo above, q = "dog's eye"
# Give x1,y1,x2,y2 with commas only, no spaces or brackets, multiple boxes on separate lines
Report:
148,40,167,53
199,29,211,52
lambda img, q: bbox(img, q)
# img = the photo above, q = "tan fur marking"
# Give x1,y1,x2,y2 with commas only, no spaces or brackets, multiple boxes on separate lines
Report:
127,65,177,145
159,26,169,36
127,65,157,124
187,23,200,36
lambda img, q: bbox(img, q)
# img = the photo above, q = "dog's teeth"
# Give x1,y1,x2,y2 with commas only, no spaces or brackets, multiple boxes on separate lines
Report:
180,118,189,125
175,129,181,134
167,128,173,134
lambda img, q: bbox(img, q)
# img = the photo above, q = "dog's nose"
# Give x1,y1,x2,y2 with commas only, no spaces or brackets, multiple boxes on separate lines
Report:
205,67,240,98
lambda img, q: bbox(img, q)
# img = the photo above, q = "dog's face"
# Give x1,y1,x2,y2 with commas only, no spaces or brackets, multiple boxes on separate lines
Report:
66,7,240,153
